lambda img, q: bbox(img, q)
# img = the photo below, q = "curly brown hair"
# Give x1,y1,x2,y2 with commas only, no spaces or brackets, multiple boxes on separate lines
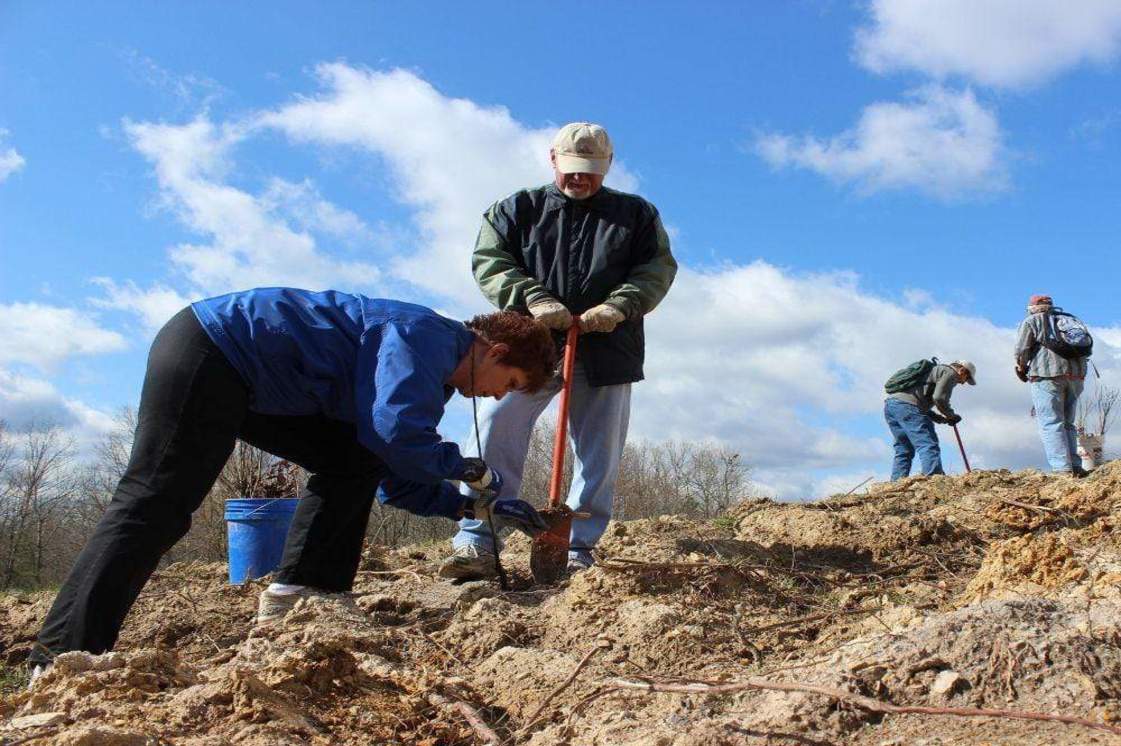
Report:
466,311,557,392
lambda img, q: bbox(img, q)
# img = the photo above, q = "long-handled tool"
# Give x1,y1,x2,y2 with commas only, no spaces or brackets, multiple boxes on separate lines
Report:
530,324,583,584
952,423,972,473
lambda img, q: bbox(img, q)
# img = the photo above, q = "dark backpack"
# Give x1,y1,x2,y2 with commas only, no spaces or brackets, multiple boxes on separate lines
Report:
885,358,937,394
1041,308,1093,359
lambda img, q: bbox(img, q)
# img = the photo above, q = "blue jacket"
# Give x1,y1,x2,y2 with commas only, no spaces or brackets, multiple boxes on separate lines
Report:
191,288,473,520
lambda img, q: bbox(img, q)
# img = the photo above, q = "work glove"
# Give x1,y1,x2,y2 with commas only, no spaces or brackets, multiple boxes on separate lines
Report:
946,414,963,426
929,413,948,425
528,298,573,330
460,457,503,497
1015,366,1028,383
467,496,549,537
579,303,626,334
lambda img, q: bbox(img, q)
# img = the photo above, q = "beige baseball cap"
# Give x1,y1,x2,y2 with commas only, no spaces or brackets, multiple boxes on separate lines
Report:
951,360,977,385
552,122,613,175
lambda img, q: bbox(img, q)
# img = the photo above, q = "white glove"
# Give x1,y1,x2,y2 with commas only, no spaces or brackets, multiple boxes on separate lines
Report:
579,304,626,333
461,458,502,497
528,299,573,330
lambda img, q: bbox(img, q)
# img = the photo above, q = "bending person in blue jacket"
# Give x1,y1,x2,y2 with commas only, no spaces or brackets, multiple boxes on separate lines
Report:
30,288,555,669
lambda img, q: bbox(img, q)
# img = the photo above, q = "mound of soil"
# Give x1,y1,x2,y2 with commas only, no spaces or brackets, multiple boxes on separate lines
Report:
4,464,1121,744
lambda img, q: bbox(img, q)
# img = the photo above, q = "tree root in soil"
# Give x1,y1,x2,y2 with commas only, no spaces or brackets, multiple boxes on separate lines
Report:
427,691,500,745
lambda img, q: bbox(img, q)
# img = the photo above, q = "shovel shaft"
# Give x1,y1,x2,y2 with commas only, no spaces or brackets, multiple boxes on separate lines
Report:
953,424,972,473
548,324,580,507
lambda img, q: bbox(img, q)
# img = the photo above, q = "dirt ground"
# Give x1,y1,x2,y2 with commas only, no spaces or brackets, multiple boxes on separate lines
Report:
3,464,1121,745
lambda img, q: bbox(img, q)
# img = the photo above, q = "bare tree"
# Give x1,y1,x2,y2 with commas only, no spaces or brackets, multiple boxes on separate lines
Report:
518,419,573,505
0,425,78,590
0,407,758,588
514,420,755,523
686,445,749,518
72,408,136,535
177,442,299,563
1077,383,1120,438
0,422,17,585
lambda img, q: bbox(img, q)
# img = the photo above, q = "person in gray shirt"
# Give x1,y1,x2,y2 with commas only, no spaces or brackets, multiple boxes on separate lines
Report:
1015,294,1088,476
884,360,976,480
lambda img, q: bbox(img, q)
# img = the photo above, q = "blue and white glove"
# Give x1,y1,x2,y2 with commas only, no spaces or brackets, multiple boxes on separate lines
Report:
469,495,549,537
459,458,547,535
460,457,503,497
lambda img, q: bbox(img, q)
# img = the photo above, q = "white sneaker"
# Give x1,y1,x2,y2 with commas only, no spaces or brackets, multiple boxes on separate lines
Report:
256,584,317,624
438,544,497,580
256,584,362,625
27,664,45,690
567,550,595,573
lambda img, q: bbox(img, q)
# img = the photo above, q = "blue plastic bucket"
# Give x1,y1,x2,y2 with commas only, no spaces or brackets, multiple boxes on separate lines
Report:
224,498,299,584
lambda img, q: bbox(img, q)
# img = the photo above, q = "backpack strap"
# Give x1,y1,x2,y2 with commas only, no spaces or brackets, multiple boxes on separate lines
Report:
923,359,939,398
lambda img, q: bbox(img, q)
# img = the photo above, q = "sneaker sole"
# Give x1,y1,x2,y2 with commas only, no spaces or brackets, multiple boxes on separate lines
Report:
438,563,497,580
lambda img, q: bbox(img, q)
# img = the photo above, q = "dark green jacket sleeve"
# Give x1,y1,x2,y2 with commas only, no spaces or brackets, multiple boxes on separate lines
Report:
604,212,678,319
471,205,552,311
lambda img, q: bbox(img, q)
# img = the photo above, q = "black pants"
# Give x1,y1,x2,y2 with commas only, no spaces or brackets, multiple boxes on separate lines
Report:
32,308,388,664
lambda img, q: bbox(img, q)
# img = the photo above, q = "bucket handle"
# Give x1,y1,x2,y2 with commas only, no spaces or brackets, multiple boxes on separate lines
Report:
234,497,293,519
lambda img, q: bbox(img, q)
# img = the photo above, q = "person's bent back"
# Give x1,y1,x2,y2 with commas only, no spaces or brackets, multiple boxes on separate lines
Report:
30,288,554,672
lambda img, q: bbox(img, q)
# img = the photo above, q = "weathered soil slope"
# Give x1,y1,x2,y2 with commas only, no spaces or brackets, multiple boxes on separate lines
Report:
4,464,1121,745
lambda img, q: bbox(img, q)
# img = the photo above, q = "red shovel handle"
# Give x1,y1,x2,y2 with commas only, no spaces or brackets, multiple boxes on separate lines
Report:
548,324,580,507
953,424,972,473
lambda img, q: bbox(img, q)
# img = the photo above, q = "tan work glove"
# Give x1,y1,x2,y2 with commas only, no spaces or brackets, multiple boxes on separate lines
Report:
579,304,626,333
528,299,573,330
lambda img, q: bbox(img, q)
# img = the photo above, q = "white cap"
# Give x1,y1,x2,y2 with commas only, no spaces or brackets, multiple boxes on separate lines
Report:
552,122,613,175
951,360,977,385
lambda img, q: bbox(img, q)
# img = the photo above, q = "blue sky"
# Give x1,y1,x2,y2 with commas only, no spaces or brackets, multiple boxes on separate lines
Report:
2,1,1120,497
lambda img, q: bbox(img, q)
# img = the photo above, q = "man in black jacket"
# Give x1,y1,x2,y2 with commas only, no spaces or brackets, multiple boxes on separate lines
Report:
440,122,677,578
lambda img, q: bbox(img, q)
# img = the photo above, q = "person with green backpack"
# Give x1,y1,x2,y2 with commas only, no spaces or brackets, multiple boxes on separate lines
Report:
883,358,977,480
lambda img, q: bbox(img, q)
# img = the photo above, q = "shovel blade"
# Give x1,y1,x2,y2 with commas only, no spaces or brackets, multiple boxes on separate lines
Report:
530,506,574,584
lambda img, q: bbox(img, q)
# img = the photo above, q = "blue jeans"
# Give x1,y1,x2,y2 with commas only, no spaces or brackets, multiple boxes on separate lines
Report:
1031,378,1084,472
884,398,944,480
453,362,631,553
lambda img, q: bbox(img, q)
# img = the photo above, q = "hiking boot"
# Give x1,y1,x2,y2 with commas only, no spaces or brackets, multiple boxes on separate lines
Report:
438,544,498,580
567,549,595,573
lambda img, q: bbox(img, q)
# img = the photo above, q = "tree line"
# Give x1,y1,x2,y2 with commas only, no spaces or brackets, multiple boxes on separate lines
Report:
0,413,755,591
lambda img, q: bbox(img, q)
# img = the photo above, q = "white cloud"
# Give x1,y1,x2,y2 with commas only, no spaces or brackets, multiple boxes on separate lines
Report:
0,368,115,442
261,178,375,245
634,262,1121,498
89,279,192,334
812,471,884,501
855,0,1121,89
1070,109,1121,145
0,129,25,182
89,65,1119,500
756,86,1006,199
113,115,383,313
118,48,226,110
0,149,24,181
101,64,635,316
0,302,127,370
255,64,637,306
764,1,1121,197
